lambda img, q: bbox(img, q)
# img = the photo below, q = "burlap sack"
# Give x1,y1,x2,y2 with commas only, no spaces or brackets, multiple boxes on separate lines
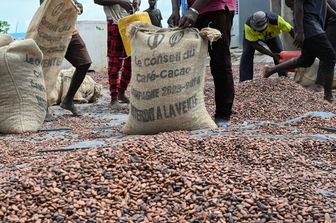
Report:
294,59,336,88
0,35,47,133
0,34,12,47
122,23,219,135
60,68,102,103
25,0,78,106
55,70,63,104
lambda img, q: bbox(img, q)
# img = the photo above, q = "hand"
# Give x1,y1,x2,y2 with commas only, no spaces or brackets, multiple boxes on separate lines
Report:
272,53,280,64
117,0,133,12
167,11,180,27
167,11,181,27
178,8,199,28
293,31,305,48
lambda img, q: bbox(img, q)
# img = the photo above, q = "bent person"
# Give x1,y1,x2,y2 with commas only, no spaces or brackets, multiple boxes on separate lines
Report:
239,11,294,82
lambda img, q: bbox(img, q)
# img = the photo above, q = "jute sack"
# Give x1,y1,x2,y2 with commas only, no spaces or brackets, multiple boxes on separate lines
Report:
0,35,47,133
122,23,220,135
60,68,102,103
294,59,336,88
25,0,78,106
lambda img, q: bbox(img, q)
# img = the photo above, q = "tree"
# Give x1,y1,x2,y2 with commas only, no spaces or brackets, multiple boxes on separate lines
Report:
0,20,10,34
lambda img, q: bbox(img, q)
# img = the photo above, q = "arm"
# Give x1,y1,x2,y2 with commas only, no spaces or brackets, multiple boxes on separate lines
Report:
168,0,181,27
249,41,278,58
158,10,163,21
94,0,119,6
293,0,305,48
289,28,295,38
277,16,295,39
94,0,133,12
179,0,212,28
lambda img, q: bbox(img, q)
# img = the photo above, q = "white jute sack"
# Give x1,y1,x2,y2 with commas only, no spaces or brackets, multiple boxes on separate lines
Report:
25,0,78,106
0,35,47,134
60,68,102,103
294,59,336,88
122,23,220,135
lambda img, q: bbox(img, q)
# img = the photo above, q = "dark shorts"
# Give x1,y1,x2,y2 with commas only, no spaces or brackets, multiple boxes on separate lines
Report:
297,33,336,67
65,33,92,67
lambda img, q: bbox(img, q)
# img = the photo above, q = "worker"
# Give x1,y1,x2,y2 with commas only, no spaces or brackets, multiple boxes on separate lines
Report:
264,0,336,103
168,0,236,128
94,0,141,106
239,11,294,82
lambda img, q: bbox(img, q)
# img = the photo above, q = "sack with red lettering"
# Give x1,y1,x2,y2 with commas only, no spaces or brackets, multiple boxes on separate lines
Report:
0,35,47,133
25,0,78,106
122,23,220,135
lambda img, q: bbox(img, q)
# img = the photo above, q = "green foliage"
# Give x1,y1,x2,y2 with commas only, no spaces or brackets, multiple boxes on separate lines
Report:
0,20,10,34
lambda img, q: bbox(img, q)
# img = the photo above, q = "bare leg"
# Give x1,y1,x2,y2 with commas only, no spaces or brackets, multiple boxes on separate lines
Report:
264,58,299,78
60,63,91,116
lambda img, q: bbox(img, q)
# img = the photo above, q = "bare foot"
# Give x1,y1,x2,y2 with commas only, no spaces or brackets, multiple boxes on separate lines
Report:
263,66,272,78
60,102,82,116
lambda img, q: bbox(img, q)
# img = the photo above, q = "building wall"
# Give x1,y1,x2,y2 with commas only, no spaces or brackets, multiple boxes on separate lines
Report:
61,20,107,72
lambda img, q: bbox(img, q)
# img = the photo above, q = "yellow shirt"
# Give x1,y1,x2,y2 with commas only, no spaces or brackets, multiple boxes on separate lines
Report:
244,13,292,42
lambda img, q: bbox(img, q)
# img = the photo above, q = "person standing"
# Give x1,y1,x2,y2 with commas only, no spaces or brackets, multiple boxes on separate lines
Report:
264,0,336,102
60,0,92,116
168,0,236,127
39,0,92,117
145,0,163,27
239,11,294,82
94,0,141,106
313,0,336,91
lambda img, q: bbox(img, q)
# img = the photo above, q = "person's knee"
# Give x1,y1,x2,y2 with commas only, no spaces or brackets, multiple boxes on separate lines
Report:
297,58,314,68
78,63,91,71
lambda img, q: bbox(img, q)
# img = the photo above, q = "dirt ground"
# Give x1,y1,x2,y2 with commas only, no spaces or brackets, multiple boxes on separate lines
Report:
0,62,335,222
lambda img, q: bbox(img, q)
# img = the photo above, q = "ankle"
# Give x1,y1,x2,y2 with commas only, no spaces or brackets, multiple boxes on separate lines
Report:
60,99,71,106
324,94,334,103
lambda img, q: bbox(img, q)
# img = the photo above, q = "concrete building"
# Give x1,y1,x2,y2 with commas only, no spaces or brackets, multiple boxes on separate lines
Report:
62,20,108,73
